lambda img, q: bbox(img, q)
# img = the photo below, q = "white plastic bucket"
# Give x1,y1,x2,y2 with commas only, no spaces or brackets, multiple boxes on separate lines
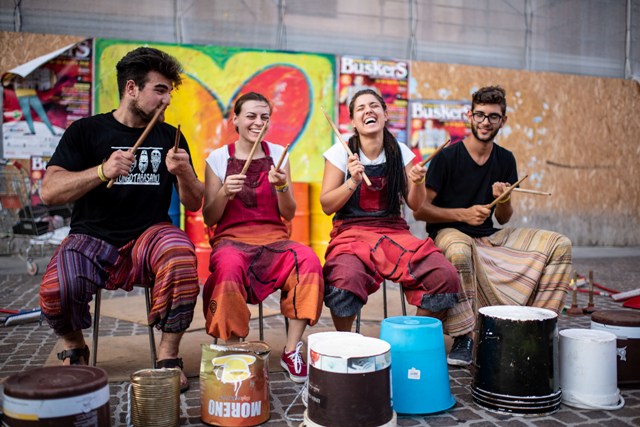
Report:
559,328,625,410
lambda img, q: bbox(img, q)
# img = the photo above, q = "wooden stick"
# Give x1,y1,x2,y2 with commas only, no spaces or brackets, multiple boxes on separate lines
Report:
274,144,290,171
240,123,269,175
173,124,181,153
486,175,528,209
320,106,372,186
419,139,450,167
512,188,551,196
107,103,167,188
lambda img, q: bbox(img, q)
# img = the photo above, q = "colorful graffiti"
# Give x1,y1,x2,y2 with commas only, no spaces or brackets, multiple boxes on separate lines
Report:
94,39,336,183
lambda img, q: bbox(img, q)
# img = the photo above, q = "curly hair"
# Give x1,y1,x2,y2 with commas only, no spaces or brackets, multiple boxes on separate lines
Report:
116,47,183,99
471,86,507,114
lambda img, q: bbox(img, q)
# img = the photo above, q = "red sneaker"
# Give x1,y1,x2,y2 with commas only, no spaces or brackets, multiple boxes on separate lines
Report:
280,341,307,383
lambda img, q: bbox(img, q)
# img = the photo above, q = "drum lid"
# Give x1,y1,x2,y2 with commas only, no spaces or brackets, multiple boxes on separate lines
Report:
3,366,108,399
591,309,640,327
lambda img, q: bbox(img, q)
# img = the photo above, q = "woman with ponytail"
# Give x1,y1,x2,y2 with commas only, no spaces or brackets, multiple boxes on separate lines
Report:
320,89,472,342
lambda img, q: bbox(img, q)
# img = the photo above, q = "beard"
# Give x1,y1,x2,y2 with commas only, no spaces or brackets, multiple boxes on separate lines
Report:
130,99,160,123
471,121,500,143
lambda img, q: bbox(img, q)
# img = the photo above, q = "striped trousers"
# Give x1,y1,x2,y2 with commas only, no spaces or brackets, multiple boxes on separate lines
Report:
40,223,200,336
436,227,572,336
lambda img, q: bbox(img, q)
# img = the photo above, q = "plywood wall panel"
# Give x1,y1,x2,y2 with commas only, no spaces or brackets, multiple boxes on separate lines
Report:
0,31,85,74
411,62,640,245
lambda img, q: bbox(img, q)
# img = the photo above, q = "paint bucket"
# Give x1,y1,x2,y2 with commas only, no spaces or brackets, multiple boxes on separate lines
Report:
200,341,271,426
185,208,212,284
559,328,624,410
129,368,181,427
309,181,333,263
591,309,640,386
289,181,310,245
472,305,561,416
380,316,455,414
305,335,396,427
303,331,362,407
2,366,110,426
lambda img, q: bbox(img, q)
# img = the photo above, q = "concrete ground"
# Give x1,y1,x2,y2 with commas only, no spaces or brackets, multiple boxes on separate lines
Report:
1,246,639,426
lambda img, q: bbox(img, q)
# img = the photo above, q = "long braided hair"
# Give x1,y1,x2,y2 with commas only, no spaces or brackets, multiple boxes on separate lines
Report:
347,89,407,214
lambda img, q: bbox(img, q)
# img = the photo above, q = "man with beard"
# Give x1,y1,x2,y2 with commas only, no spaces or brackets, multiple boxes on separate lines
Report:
414,86,572,366
39,47,203,392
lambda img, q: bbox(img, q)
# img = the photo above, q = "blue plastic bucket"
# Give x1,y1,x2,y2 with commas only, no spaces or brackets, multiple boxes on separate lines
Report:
380,316,455,414
168,187,181,227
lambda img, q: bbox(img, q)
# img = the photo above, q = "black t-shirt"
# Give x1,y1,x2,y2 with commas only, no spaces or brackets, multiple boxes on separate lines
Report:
425,141,518,239
48,112,195,247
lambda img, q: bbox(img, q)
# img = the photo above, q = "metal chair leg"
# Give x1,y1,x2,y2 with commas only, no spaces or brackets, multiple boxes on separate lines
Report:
259,301,264,341
144,287,157,368
91,288,101,366
355,308,361,333
383,280,388,319
400,285,407,316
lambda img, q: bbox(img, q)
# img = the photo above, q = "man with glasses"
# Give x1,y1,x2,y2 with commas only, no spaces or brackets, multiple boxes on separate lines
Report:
414,86,572,367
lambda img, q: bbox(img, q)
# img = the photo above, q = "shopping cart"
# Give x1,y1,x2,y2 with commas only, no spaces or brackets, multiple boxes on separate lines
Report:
0,159,70,275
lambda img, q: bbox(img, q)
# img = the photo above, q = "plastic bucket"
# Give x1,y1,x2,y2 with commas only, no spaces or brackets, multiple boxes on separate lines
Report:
2,366,110,426
309,181,333,263
168,187,181,227
289,181,310,245
306,335,395,427
200,342,271,426
559,328,624,410
185,209,211,284
380,316,455,414
591,309,640,386
472,305,561,416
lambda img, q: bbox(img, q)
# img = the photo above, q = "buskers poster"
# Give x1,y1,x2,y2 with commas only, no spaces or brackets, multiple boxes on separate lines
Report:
337,55,409,145
408,99,471,163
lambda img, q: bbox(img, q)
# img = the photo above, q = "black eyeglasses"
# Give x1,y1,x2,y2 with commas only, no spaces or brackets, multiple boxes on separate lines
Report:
471,111,503,125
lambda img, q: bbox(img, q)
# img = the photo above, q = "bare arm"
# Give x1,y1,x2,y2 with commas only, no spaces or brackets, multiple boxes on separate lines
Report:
413,187,491,226
319,155,363,215
40,149,135,206
268,163,296,221
405,162,427,211
202,165,241,227
166,148,203,212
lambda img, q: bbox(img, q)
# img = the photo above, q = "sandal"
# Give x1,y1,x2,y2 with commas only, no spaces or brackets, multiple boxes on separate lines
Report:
157,357,189,393
57,345,90,366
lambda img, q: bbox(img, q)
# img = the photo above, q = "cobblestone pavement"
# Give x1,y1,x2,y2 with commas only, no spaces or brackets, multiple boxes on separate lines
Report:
1,247,639,426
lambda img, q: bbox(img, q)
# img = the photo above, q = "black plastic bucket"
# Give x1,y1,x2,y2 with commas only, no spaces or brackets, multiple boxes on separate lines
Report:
472,305,560,416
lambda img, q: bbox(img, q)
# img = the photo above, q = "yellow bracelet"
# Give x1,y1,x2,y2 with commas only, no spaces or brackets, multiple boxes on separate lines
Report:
97,163,108,182
497,195,511,204
275,183,289,193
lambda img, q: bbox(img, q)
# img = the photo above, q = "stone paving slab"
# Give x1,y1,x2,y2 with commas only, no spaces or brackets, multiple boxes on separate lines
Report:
1,250,639,426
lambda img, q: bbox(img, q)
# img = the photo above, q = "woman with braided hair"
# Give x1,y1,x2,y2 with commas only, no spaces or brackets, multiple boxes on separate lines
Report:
320,89,473,365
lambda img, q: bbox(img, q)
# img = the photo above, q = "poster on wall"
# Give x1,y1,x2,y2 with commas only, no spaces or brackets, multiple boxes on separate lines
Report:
2,40,93,159
337,55,409,144
408,99,471,163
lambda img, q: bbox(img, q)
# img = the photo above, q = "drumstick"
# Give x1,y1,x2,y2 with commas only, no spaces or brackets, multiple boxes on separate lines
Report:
240,123,268,175
228,123,268,200
107,102,167,189
320,106,372,187
274,144,290,171
419,139,450,167
486,175,528,209
512,188,551,196
173,124,181,153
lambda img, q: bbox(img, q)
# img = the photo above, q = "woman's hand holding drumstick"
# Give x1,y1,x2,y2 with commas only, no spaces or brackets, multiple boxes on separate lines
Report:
320,107,372,186
274,144,290,172
106,102,167,188
227,123,269,200
487,175,528,208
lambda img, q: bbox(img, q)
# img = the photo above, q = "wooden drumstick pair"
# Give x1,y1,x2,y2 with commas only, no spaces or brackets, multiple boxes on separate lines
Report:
106,102,167,189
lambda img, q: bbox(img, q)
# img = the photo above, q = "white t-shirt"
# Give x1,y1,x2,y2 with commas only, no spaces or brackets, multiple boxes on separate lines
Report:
206,141,287,182
323,141,415,174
